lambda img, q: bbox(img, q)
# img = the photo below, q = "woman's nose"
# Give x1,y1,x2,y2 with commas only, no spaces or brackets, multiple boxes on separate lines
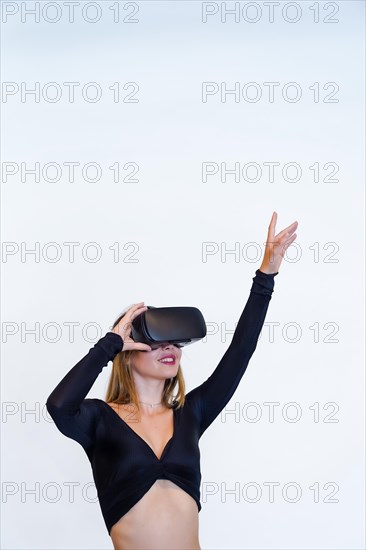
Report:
160,342,173,348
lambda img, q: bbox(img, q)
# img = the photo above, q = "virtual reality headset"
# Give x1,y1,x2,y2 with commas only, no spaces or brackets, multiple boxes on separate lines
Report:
131,306,207,350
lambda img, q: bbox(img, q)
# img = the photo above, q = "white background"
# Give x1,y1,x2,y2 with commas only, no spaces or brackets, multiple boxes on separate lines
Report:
1,1,365,549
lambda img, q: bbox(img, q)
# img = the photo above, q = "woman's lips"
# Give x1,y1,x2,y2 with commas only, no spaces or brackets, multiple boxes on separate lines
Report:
158,357,176,365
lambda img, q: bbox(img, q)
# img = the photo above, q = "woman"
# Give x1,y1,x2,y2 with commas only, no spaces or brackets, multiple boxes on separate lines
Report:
46,211,298,549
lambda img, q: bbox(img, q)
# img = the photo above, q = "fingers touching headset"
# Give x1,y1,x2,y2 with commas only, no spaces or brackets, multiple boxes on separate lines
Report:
112,302,152,352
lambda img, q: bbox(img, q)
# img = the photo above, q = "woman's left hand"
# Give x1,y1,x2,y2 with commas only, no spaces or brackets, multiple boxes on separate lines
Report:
259,211,298,274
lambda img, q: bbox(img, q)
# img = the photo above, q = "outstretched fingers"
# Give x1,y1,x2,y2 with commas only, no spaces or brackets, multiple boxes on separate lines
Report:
267,211,277,239
275,220,298,241
279,232,297,257
262,212,299,270
283,231,297,247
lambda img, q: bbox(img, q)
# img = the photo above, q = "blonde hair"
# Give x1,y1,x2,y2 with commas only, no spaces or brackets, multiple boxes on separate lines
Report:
105,307,186,415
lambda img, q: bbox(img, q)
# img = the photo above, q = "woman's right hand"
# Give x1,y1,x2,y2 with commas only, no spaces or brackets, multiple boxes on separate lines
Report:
111,302,152,352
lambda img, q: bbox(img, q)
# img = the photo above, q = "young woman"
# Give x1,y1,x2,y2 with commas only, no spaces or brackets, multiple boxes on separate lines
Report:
46,211,298,549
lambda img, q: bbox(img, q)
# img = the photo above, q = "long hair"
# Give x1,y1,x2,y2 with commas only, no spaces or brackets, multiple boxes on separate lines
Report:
105,307,186,416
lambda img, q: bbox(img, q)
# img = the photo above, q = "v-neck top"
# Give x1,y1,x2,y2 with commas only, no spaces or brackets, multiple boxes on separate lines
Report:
46,269,278,535
102,400,175,462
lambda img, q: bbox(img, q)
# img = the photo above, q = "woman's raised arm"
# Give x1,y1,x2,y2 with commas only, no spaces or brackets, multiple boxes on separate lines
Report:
188,269,277,436
187,211,298,436
46,332,124,450
46,302,152,450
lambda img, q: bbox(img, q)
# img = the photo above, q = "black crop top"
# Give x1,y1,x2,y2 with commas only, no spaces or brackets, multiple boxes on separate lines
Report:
46,269,278,535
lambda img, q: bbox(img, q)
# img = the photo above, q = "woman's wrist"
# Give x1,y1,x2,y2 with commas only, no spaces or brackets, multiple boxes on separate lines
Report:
258,263,279,275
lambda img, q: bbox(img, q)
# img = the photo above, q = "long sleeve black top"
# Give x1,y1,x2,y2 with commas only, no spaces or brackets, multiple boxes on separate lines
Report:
46,269,278,534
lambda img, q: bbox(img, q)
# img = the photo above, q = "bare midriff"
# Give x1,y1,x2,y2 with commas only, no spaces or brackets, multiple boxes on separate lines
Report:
106,402,201,550
110,479,200,550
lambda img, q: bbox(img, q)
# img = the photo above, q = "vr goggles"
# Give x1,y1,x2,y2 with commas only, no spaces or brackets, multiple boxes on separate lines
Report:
131,306,207,350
